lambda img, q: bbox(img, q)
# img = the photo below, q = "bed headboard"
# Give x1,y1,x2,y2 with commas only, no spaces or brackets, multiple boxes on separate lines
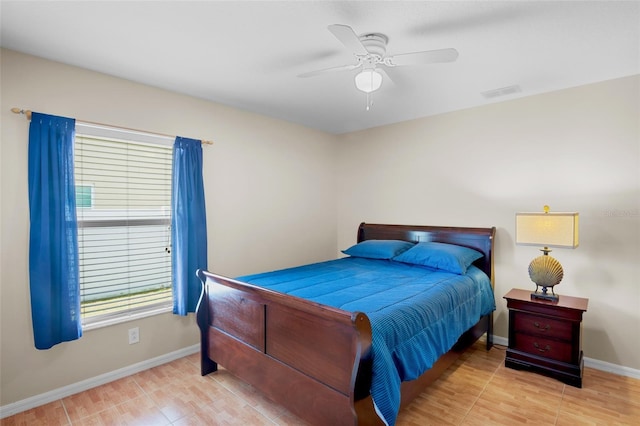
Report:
357,222,496,285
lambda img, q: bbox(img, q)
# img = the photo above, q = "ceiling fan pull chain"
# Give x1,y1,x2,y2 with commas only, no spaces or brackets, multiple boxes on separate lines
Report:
366,69,377,111
365,91,376,111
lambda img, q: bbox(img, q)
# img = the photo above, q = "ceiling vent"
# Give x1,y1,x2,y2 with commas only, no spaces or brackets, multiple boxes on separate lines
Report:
481,85,522,99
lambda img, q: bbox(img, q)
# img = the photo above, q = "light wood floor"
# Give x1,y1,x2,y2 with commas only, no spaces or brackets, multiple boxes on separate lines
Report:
2,341,639,425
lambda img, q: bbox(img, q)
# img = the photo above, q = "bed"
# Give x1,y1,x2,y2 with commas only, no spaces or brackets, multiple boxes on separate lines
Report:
196,223,496,425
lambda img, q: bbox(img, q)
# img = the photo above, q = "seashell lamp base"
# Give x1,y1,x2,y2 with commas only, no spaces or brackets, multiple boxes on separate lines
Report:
528,254,564,302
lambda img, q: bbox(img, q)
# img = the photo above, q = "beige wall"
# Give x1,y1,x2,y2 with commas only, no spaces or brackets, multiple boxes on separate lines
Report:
1,48,639,407
0,49,338,405
335,75,640,371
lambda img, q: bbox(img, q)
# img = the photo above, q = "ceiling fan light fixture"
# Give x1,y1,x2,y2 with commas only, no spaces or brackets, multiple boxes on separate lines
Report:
355,69,382,93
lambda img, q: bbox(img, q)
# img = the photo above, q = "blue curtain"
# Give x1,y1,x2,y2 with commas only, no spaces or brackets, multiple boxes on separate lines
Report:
172,137,208,315
28,112,81,349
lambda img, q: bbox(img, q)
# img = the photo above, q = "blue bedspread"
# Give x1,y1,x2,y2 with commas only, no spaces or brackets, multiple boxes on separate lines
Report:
238,257,495,425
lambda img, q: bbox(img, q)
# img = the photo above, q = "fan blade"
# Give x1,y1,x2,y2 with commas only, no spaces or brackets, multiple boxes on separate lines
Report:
328,24,369,56
386,48,459,67
298,63,361,78
377,67,394,86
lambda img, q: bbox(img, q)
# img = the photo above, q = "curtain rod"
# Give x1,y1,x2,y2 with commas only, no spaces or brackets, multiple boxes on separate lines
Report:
10,108,214,145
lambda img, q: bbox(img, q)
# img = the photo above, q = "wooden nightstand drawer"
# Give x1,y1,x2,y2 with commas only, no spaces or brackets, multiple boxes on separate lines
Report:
512,332,573,363
513,312,572,341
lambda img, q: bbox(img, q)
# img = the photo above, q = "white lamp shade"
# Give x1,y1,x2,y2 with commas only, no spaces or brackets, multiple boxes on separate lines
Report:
354,69,382,93
516,212,579,248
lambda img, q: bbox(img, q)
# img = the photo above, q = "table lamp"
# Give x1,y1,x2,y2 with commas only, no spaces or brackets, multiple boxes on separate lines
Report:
516,205,579,301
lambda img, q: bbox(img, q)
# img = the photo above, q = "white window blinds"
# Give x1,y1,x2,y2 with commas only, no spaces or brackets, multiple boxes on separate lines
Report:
74,125,173,326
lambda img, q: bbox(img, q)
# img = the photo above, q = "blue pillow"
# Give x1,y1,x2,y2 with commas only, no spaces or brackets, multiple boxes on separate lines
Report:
391,242,483,274
342,239,415,260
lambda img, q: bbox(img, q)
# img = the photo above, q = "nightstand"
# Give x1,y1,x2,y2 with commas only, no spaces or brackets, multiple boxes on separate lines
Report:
504,288,588,387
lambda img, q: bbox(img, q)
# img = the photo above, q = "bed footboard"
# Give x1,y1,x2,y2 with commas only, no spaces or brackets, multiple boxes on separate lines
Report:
195,269,380,426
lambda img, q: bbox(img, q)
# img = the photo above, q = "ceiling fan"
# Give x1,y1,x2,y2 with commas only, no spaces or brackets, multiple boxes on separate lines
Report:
298,24,459,97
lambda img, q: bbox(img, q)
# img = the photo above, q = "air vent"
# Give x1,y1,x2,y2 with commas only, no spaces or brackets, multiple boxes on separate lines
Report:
481,85,522,99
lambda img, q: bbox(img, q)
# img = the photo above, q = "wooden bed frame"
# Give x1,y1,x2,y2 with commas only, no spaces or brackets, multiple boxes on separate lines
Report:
196,223,496,425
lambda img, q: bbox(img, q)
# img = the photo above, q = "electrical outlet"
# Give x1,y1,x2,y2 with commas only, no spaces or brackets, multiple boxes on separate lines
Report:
128,327,140,344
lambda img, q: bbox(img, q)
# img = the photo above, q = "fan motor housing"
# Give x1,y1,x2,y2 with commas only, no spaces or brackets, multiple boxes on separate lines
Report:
359,33,388,58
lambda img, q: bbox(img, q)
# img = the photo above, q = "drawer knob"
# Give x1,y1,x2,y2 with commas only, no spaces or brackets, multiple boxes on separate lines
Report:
533,342,551,353
533,321,550,331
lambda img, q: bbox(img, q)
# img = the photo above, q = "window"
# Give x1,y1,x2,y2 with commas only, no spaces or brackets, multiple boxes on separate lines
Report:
74,123,173,329
75,185,94,208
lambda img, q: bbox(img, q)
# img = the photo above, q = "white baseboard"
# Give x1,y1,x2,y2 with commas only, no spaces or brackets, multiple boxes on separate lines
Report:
583,357,640,380
0,344,199,419
492,335,640,380
492,335,509,347
3,338,640,419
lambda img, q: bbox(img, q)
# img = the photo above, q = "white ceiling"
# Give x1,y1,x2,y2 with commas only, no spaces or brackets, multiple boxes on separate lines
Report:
1,1,639,134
